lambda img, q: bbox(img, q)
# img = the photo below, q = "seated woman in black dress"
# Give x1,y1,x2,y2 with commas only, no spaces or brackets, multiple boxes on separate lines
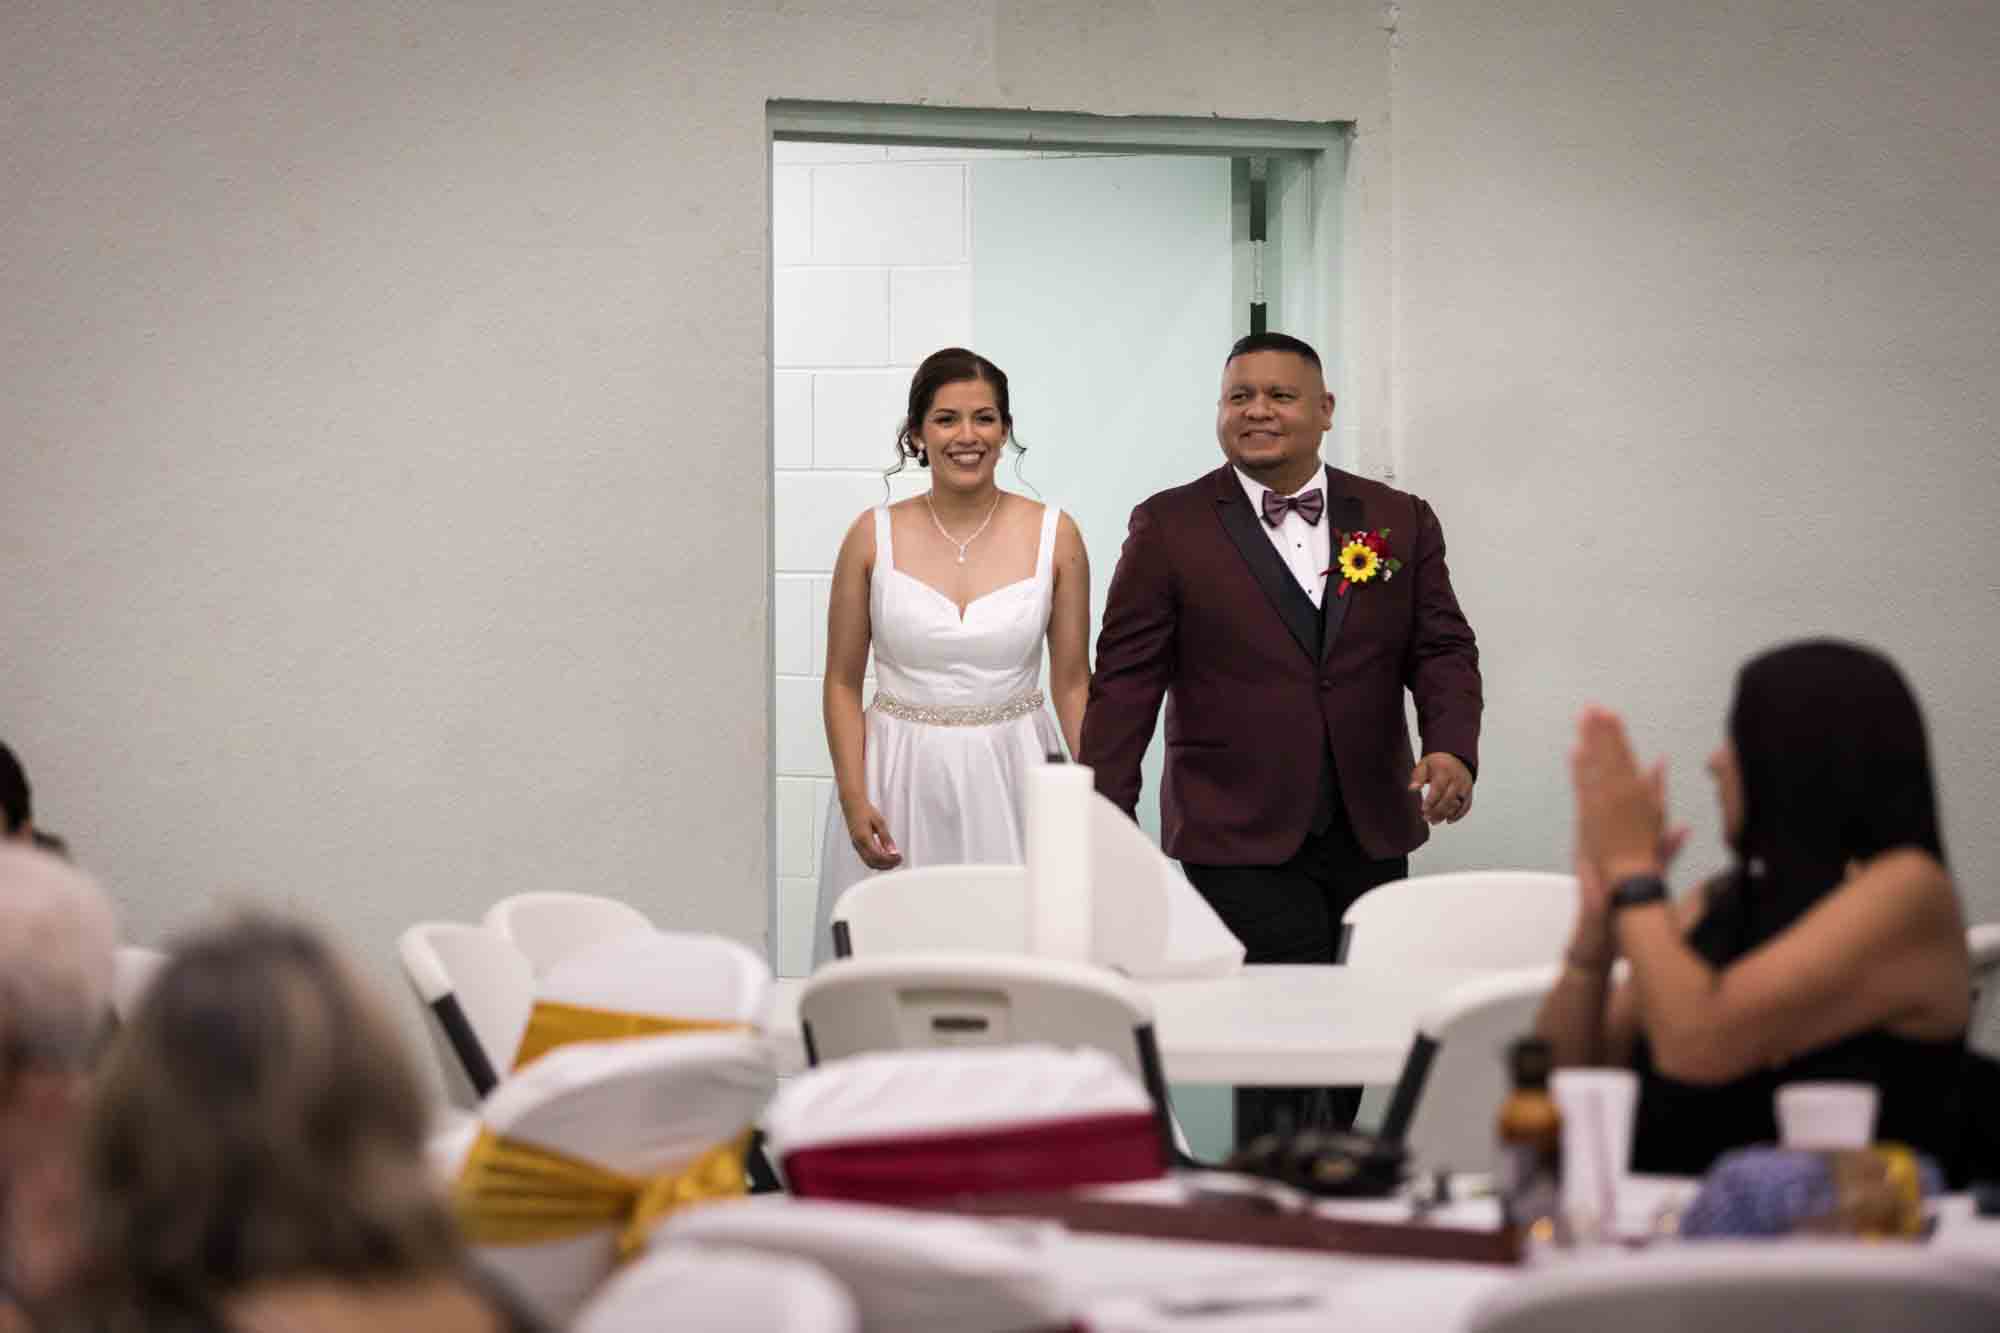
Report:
1537,639,1970,1175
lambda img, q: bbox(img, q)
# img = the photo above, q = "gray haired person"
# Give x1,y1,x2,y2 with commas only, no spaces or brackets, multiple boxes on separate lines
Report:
0,847,116,1325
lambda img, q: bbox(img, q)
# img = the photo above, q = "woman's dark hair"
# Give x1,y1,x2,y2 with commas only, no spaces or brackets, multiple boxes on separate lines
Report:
1712,639,1945,954
889,347,1017,473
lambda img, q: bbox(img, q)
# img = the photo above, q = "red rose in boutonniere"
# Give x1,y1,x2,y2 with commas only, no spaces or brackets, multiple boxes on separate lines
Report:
1326,528,1402,598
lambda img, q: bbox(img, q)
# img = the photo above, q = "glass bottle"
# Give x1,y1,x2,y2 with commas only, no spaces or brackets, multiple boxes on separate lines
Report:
1498,1036,1563,1243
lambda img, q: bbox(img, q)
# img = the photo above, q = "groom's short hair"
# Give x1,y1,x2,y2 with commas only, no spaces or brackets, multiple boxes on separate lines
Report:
1225,331,1322,371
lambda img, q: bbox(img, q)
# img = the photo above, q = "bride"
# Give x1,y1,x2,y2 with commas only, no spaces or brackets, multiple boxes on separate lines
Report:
811,348,1091,965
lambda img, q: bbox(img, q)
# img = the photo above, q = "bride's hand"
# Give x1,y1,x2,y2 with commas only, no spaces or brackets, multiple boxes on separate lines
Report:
843,801,903,870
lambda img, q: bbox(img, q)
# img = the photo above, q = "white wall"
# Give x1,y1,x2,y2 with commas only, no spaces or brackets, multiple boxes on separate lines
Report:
3,0,1996,1039
1388,1,2000,915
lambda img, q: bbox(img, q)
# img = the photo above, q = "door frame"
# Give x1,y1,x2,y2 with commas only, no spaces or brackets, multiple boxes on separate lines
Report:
764,102,1367,975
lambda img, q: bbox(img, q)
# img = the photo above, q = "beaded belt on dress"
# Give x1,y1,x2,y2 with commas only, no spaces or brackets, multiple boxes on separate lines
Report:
871,688,1045,727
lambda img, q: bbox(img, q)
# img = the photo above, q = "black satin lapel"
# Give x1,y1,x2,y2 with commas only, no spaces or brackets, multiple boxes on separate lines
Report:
1215,488,1320,662
1321,484,1365,662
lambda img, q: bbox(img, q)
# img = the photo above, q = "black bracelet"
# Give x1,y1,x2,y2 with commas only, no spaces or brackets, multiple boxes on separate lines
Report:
1610,874,1669,911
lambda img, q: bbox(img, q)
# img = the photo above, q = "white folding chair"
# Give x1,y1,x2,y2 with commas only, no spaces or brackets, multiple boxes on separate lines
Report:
1967,923,2000,1056
1377,966,1557,1173
574,1245,856,1333
827,865,1029,960
797,952,1177,1162
111,945,167,1022
397,922,535,1104
1341,871,1576,969
483,891,654,976
1469,1243,2000,1333
661,1197,1072,1333
456,1032,777,1326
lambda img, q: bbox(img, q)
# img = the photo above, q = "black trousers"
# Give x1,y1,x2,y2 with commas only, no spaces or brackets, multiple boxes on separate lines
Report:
1183,824,1407,1149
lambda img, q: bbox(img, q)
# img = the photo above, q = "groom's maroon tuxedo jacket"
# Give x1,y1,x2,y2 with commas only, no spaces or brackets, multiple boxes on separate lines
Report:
1081,463,1482,866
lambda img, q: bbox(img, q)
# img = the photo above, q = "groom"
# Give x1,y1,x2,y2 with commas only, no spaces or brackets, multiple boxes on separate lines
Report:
1080,331,1483,1145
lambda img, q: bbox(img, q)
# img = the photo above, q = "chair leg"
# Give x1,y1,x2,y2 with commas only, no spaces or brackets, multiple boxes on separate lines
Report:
746,1128,785,1194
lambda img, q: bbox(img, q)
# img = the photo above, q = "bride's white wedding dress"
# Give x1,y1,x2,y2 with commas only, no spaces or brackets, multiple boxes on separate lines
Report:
812,503,1065,966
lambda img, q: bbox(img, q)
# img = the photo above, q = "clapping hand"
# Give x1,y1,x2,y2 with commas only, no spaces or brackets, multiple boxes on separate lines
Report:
1571,707,1684,911
1410,752,1475,825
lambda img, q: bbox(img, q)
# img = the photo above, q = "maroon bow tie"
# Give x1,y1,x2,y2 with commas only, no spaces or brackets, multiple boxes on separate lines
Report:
1261,487,1325,527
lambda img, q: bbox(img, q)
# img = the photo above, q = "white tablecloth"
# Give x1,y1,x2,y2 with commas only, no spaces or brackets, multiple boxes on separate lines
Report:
762,964,1492,1086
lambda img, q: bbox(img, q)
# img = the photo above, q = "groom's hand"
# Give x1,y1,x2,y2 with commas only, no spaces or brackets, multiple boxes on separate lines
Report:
1410,752,1474,825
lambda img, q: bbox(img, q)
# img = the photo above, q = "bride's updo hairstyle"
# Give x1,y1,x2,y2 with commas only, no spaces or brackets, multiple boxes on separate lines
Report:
890,347,1019,473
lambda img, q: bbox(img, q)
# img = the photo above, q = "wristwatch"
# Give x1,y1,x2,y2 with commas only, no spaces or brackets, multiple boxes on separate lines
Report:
1609,873,1669,911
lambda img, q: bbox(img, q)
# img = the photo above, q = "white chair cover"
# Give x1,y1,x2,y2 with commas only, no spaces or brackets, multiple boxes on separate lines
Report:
483,891,655,976
661,1197,1073,1333
460,1031,777,1326
574,1245,857,1333
765,1045,1164,1203
537,929,770,1029
766,1044,1154,1152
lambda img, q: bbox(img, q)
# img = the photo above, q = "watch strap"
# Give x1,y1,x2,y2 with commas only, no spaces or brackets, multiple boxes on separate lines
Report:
1610,874,1669,911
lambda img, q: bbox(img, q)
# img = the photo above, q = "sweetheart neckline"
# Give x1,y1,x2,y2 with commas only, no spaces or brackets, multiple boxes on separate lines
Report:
884,567,1040,623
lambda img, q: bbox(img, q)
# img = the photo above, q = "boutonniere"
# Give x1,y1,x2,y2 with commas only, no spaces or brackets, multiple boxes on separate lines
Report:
1326,528,1402,597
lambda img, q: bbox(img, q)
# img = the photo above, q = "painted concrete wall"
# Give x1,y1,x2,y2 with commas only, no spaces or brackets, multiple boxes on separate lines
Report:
0,2,1390,1026
3,0,1995,1040
1388,0,2000,906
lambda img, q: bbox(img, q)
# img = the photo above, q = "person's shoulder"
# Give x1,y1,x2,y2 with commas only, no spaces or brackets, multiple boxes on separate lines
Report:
1328,465,1418,507
1135,466,1232,517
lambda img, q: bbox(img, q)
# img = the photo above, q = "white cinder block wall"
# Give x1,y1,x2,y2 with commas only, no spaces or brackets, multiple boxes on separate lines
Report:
771,143,992,976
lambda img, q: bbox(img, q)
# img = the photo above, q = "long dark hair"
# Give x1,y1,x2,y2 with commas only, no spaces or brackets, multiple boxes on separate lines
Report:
887,347,1020,474
1711,639,1945,955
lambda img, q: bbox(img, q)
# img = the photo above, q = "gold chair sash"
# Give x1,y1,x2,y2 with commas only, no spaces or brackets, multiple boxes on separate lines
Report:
511,999,748,1072
453,1125,752,1260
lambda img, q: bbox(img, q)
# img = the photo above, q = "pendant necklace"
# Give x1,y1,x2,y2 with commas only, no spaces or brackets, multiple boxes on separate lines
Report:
925,492,1002,564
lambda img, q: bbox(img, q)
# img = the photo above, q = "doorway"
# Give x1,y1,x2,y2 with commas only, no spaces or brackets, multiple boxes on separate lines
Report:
768,105,1345,981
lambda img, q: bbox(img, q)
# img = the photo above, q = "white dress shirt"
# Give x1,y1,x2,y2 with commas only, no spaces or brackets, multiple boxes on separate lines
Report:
1234,464,1330,608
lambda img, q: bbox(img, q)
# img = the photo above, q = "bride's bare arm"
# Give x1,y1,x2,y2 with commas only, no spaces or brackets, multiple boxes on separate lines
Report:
824,513,900,869
1045,512,1092,759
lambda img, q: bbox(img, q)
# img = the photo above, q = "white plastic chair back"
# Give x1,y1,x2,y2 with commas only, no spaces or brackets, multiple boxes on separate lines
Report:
661,1197,1072,1333
111,945,167,1022
1469,1242,2000,1333
1378,967,1557,1174
1967,923,2000,1056
798,951,1175,1162
1343,871,1575,969
483,891,655,976
462,1032,776,1327
574,1246,856,1333
828,865,1029,958
397,923,535,1103
800,950,1161,1085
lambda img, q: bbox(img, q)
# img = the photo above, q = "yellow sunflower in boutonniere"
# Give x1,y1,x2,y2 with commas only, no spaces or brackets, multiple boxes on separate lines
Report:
1329,528,1402,598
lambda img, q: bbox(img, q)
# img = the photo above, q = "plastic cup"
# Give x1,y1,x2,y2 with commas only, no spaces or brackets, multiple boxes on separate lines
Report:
1776,1082,1879,1151
1550,1068,1639,1244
